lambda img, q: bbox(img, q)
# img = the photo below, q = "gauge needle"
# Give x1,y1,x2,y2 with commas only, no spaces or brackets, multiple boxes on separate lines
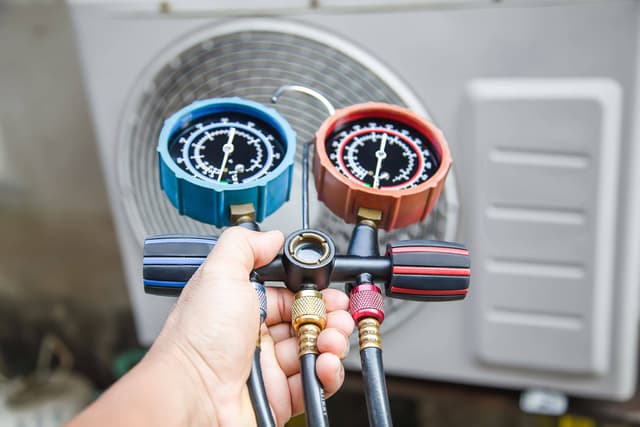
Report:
218,127,236,182
372,133,388,189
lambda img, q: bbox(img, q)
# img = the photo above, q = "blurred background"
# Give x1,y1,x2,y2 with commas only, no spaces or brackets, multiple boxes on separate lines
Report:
1,0,640,426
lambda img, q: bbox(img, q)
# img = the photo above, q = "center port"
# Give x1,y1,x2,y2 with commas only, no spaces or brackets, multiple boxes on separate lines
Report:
295,243,324,263
289,232,330,265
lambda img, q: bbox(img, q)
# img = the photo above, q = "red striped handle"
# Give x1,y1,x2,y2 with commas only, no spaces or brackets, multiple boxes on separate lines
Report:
385,240,471,302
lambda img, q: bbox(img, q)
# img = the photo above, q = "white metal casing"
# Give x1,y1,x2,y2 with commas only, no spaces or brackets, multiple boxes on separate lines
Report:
69,0,640,400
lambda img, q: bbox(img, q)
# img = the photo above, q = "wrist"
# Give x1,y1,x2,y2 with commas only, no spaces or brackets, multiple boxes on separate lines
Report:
133,346,216,426
147,333,255,427
68,341,218,427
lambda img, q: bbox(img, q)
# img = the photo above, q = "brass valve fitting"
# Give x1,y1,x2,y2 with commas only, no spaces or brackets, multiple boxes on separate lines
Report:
292,289,327,356
358,317,382,351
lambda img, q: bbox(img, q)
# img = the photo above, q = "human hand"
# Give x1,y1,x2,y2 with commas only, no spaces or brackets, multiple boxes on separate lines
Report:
147,227,354,426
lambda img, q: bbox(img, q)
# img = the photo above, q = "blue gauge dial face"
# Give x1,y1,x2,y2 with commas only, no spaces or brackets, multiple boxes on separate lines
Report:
168,112,286,185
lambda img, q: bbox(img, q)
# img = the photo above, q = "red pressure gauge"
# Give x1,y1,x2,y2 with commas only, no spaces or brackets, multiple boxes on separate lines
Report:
313,103,452,230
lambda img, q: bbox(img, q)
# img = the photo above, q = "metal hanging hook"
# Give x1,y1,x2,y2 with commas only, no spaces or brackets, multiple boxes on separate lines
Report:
271,84,335,230
271,85,336,116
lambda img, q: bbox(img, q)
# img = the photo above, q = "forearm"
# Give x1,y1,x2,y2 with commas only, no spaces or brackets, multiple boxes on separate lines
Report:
67,350,215,427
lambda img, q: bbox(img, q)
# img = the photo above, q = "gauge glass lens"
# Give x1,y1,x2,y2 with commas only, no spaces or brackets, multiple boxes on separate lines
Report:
325,118,440,190
168,112,286,185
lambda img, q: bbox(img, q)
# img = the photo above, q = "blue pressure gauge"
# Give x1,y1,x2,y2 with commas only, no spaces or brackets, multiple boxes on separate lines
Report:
158,97,296,227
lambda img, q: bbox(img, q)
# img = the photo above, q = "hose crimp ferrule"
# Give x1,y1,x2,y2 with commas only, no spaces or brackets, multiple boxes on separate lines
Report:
358,318,382,350
292,289,327,356
349,283,384,324
252,280,267,324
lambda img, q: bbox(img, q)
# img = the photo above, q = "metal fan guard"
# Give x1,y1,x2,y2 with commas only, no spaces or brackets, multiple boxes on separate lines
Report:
116,19,459,334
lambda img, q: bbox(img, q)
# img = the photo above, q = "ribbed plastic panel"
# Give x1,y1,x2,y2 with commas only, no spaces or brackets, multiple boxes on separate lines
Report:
465,79,622,374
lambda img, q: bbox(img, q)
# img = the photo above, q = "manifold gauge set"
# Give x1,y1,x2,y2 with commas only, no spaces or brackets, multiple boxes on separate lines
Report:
142,86,471,427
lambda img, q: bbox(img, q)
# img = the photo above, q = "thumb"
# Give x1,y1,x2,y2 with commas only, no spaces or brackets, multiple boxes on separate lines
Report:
200,227,284,283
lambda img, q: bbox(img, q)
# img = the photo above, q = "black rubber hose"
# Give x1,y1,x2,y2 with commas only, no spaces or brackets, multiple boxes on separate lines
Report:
248,347,276,427
361,347,393,427
235,221,274,426
300,353,330,427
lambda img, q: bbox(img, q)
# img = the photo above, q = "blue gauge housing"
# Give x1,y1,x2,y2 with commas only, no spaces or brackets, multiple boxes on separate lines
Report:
158,97,296,227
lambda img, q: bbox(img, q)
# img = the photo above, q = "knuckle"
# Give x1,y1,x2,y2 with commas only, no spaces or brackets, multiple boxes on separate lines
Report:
221,226,249,241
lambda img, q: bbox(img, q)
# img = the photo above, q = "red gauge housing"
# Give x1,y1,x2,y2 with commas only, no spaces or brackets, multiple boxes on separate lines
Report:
313,103,452,231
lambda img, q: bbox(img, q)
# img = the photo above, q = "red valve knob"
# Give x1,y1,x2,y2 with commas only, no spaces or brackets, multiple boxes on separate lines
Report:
349,283,385,324
385,240,470,301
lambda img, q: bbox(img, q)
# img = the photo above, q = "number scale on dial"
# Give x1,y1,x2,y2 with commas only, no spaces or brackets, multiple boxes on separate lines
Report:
168,112,285,185
326,119,439,190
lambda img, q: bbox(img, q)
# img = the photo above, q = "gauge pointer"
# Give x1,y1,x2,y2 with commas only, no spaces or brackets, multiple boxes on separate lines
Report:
372,133,388,189
218,127,236,182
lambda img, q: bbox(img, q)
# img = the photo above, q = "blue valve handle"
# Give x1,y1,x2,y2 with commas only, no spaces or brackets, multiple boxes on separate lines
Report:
157,97,296,227
143,235,470,301
143,235,217,294
143,234,268,311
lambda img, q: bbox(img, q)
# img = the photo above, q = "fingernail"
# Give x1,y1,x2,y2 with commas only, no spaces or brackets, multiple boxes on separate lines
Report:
336,364,345,384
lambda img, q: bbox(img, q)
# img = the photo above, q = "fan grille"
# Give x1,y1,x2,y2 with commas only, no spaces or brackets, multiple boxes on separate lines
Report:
117,25,457,330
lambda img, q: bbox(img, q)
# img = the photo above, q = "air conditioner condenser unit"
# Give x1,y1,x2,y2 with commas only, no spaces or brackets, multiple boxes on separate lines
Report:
70,0,640,401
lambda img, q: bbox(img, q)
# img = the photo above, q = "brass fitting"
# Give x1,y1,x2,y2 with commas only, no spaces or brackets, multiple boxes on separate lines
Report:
230,203,256,225
292,289,327,356
287,232,331,265
292,290,327,331
297,323,322,356
358,317,382,351
357,207,382,229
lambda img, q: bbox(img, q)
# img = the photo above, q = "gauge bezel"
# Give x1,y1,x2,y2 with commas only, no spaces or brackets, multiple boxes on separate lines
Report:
314,103,452,230
317,103,450,196
157,97,296,227
158,97,296,192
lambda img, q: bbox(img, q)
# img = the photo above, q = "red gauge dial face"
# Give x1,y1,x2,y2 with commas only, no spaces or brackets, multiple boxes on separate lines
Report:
326,118,440,190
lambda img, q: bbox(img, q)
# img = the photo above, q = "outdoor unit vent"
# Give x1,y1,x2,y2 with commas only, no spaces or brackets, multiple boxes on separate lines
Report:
71,0,640,401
